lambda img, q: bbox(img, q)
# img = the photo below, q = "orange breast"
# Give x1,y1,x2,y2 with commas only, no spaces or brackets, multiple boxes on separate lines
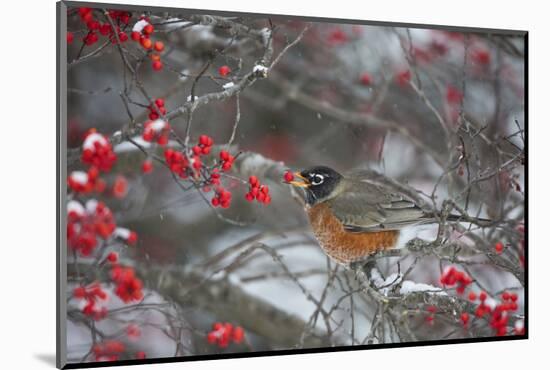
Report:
306,203,399,265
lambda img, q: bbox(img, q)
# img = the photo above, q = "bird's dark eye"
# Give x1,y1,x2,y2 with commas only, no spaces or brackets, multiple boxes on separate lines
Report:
311,174,324,185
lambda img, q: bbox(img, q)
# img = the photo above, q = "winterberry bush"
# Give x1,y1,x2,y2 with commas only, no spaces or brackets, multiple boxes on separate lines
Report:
65,4,525,364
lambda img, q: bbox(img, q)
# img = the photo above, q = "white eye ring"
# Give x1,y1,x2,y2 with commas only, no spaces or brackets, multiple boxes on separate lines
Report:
311,174,324,185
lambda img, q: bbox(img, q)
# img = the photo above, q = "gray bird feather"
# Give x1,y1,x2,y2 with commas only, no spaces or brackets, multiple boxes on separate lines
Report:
325,174,431,232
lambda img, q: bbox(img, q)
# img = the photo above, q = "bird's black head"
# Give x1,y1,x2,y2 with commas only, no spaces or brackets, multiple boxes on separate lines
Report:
289,166,343,205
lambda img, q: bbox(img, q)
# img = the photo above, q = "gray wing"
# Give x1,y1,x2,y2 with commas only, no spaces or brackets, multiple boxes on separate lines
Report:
326,179,428,232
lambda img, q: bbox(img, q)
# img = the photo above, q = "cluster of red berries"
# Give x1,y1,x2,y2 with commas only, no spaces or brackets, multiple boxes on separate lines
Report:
219,150,235,171
130,17,165,71
205,170,221,188
164,149,191,178
245,176,271,205
67,166,105,193
142,119,171,145
73,282,108,321
147,98,167,120
164,135,218,179
93,340,126,362
111,265,144,303
207,322,244,348
211,187,232,208
67,200,116,257
193,135,214,155
440,266,472,294
78,8,130,46
81,129,117,172
67,169,128,200
469,290,520,336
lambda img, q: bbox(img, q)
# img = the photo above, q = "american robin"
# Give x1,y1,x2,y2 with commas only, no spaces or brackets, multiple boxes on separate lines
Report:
288,166,487,265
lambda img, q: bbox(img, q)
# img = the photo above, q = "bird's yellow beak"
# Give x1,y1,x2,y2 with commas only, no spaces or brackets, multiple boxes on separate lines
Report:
289,172,310,188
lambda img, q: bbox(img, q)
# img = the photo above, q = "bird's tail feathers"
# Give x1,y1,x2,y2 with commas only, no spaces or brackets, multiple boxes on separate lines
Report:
422,213,492,226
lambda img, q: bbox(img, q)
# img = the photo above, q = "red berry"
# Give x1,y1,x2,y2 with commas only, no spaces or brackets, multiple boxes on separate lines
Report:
460,312,469,326
218,65,231,77
152,60,163,71
140,37,152,49
207,332,217,344
118,32,128,43
468,292,477,301
131,31,141,41
107,252,118,263
67,32,74,44
232,326,244,343
153,41,164,52
141,160,153,174
73,286,86,298
220,150,230,161
284,171,294,183
127,231,138,245
396,70,411,86
328,28,348,45
446,86,463,104
249,176,259,187
199,135,211,146
84,32,99,45
479,291,487,301
112,176,128,198
495,242,504,253
143,24,154,35
472,49,490,65
87,20,100,30
99,23,112,36
360,72,372,86
155,98,164,107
